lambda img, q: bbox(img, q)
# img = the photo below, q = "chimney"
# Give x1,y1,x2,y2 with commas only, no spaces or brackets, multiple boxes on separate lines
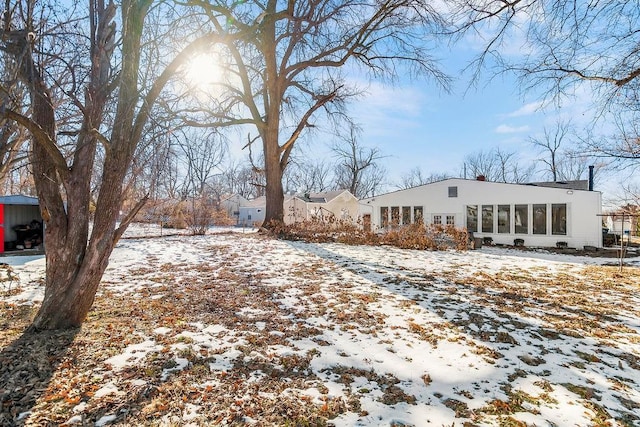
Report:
588,165,594,191
476,175,486,181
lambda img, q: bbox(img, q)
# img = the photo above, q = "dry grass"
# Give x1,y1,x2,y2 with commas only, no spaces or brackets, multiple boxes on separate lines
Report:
1,233,639,426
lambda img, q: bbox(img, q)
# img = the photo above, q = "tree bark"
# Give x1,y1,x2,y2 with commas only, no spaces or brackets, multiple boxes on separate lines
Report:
262,123,285,226
4,1,222,330
26,1,120,330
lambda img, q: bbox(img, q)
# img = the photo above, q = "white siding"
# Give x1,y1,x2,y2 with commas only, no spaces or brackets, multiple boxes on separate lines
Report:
360,179,602,248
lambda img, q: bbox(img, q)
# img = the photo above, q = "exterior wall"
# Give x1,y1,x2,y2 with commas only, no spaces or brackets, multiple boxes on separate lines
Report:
360,178,603,248
606,216,633,235
284,197,308,224
3,204,42,242
238,206,265,226
323,192,360,221
221,194,248,224
283,191,360,225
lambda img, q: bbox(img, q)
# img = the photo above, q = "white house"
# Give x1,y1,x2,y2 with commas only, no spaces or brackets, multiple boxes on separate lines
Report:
220,194,249,224
238,196,266,226
359,178,603,249
604,207,638,238
236,190,359,227
283,190,359,225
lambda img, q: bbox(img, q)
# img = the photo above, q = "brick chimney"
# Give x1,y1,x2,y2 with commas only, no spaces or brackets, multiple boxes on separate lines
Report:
476,175,486,181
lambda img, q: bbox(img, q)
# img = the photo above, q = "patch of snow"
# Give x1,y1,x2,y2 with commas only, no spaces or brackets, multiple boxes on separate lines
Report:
182,403,201,421
94,382,119,398
161,357,189,381
95,414,117,426
64,414,83,424
104,338,163,370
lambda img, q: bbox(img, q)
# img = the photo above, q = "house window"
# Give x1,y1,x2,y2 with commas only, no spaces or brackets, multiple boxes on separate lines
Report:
482,205,494,233
448,186,458,197
248,214,252,220
402,207,411,224
446,215,455,225
533,204,546,235
380,207,389,227
414,206,423,224
391,207,400,226
466,205,478,232
498,205,510,233
552,203,567,235
433,215,442,225
515,204,528,234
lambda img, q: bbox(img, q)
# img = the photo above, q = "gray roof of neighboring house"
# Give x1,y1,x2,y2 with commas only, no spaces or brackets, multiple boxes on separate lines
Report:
0,195,39,205
299,190,350,203
240,196,266,208
525,180,589,191
221,193,249,203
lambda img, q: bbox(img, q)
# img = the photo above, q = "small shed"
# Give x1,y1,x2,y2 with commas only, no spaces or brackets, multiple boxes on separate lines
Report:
0,195,44,253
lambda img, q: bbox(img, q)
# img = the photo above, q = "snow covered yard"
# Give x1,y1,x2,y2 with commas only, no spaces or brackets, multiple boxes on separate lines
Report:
1,227,640,426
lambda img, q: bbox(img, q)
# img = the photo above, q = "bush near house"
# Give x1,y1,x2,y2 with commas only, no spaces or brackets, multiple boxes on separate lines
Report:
267,217,469,251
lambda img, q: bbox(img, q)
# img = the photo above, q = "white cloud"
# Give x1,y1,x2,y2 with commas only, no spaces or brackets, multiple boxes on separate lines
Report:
495,124,530,133
360,81,426,116
505,101,545,117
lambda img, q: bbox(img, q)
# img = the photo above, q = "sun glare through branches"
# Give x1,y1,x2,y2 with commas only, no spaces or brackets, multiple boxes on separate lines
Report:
183,54,224,94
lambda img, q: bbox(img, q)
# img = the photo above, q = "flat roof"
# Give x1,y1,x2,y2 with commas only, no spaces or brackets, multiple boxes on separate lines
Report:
0,195,39,205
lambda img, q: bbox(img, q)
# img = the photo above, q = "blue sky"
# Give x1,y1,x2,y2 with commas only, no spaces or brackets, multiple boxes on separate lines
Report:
221,26,633,208
333,44,631,206
346,45,559,176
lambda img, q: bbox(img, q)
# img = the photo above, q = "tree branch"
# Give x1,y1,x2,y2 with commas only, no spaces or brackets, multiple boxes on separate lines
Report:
1,108,69,178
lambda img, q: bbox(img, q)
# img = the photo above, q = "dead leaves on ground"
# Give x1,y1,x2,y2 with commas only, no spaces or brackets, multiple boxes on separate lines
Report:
1,234,639,426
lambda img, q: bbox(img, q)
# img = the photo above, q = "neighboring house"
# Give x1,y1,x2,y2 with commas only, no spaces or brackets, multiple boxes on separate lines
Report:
220,194,249,224
605,206,639,237
283,190,359,225
359,177,603,249
0,195,44,252
238,196,266,226
236,190,359,227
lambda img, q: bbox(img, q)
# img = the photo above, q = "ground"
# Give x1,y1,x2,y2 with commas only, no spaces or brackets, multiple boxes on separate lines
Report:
1,224,639,426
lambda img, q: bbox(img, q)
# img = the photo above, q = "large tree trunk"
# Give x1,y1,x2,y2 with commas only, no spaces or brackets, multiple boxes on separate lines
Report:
259,1,286,228
262,125,285,226
27,0,135,330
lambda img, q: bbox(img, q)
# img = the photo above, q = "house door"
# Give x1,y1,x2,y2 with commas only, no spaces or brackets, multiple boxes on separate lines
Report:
363,214,371,232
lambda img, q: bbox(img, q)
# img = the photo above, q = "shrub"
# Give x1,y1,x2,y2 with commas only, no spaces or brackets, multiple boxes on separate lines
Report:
267,218,468,251
184,197,213,235
265,216,379,245
212,208,236,226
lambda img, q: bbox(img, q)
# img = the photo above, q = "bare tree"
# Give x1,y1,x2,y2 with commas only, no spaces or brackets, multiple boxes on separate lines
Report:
451,0,640,164
219,159,265,199
494,148,535,183
353,162,387,198
396,167,450,189
530,121,605,182
530,121,571,181
462,147,534,183
175,128,227,197
288,159,334,194
0,0,227,330
183,0,450,226
333,128,386,198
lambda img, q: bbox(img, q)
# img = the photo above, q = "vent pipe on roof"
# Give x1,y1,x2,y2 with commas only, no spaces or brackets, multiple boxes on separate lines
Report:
588,165,594,191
